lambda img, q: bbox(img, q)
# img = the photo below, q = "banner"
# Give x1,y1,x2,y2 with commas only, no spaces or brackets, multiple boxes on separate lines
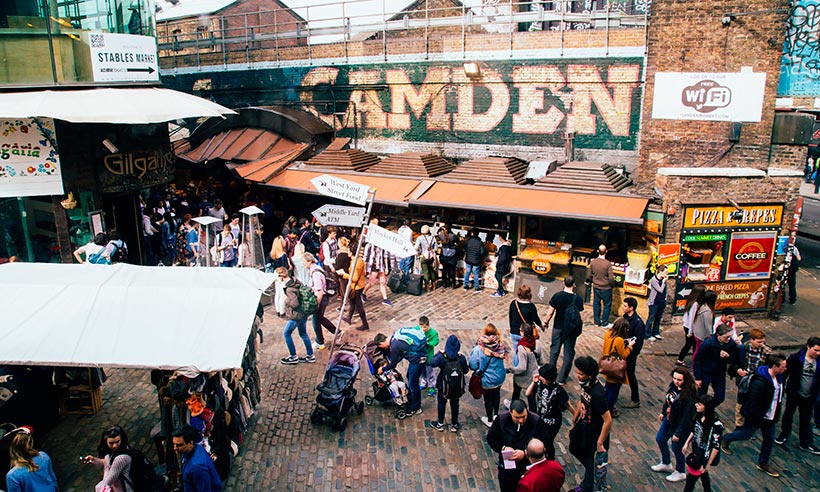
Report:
674,280,770,313
726,231,777,280
652,72,766,122
682,204,783,230
0,118,63,198
657,243,681,276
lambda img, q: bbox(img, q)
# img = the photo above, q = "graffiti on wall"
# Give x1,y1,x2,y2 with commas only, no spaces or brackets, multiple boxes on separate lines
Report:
779,0,820,97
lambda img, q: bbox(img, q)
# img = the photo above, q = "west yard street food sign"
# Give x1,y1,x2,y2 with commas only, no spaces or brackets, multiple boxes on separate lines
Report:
165,58,644,150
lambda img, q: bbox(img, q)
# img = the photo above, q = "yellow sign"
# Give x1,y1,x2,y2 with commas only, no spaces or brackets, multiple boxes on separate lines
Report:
682,204,783,230
531,260,552,275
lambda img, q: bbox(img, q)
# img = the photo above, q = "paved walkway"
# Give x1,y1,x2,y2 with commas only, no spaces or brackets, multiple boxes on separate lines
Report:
46,275,820,492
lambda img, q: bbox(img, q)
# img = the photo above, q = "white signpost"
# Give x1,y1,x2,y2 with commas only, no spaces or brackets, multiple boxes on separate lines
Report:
366,224,416,258
87,33,160,83
310,174,369,206
312,204,366,227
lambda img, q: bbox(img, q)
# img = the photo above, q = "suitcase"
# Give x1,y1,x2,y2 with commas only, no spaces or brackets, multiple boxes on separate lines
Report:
406,274,423,296
387,269,406,293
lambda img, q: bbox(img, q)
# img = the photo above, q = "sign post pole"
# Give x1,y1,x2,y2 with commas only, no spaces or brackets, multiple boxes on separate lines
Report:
328,188,376,354
771,197,803,320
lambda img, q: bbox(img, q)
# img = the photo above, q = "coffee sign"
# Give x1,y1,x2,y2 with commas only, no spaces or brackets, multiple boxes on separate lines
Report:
682,204,783,230
726,231,776,280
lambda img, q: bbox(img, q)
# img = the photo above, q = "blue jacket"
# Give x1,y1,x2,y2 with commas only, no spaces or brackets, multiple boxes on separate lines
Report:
693,334,741,381
468,345,506,389
181,444,222,492
384,327,427,370
5,452,58,492
784,348,820,398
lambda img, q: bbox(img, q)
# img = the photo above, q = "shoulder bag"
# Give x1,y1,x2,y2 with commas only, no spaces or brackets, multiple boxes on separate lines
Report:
598,337,627,381
514,300,540,339
469,356,491,399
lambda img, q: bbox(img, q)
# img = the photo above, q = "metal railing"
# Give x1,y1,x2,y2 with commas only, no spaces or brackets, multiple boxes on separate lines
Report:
156,0,649,68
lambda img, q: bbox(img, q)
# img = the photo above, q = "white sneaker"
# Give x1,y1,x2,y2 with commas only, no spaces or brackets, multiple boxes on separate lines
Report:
480,416,493,428
311,341,321,351
502,399,511,410
655,334,664,340
665,471,686,482
603,323,614,329
651,462,673,473
647,336,657,342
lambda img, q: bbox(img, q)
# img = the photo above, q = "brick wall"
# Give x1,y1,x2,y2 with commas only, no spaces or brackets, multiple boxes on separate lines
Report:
637,0,791,184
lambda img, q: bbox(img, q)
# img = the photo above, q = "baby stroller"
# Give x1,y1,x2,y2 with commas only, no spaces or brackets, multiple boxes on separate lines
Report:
363,353,409,419
310,343,365,432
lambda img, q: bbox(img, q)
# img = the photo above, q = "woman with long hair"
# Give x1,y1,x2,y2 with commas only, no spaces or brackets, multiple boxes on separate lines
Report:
468,323,508,428
507,323,541,410
601,317,634,417
691,290,717,361
82,425,133,492
681,394,724,492
677,285,707,366
5,427,58,492
651,367,698,483
508,285,543,366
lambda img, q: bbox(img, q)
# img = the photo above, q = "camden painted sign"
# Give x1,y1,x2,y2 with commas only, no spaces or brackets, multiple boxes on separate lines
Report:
0,118,63,198
167,58,644,150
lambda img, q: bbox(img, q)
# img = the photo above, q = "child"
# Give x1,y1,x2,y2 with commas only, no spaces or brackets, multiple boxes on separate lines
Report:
419,316,440,396
429,334,469,432
366,333,408,404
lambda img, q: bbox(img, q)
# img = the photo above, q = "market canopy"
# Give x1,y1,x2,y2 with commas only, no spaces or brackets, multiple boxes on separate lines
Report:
0,263,274,372
0,88,235,124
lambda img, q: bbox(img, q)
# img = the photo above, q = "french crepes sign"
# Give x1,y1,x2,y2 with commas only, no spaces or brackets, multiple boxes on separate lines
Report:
725,231,777,280
0,118,63,198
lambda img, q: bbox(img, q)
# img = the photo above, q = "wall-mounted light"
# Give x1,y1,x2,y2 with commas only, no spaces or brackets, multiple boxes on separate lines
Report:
101,138,119,154
463,62,481,79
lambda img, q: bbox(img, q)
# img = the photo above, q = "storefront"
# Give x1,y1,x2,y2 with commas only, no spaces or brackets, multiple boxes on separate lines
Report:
672,203,783,314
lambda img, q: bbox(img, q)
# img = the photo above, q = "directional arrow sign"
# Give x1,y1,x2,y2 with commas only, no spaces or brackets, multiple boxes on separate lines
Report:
366,224,416,258
312,204,366,227
310,174,369,206
87,32,160,83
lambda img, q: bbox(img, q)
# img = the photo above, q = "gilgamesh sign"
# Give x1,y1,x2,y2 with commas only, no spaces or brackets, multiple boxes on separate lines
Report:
726,231,776,280
99,148,174,193
652,72,766,122
682,204,783,230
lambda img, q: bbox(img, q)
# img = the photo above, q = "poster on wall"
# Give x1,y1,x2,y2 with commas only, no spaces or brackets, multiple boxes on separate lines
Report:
0,118,63,198
674,280,770,313
726,231,777,280
657,243,681,276
652,72,766,122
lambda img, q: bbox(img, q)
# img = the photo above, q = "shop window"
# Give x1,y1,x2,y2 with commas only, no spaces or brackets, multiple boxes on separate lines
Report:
680,234,728,283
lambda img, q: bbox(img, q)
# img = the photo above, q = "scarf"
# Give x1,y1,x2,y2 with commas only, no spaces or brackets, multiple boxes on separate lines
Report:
518,335,536,351
478,334,508,357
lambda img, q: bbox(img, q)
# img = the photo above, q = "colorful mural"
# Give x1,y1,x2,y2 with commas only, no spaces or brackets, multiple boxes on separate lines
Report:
779,0,820,97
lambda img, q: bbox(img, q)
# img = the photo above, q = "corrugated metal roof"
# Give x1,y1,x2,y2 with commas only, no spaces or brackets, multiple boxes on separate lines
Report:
178,129,289,163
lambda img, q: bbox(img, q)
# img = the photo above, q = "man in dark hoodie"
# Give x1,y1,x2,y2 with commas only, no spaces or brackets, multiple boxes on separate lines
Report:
379,325,428,416
693,323,742,407
721,353,787,478
621,297,646,409
429,334,469,432
486,399,550,492
463,228,485,291
775,337,820,454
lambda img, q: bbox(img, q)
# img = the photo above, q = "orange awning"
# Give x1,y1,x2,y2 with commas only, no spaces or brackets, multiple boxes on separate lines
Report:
412,181,649,224
261,168,425,208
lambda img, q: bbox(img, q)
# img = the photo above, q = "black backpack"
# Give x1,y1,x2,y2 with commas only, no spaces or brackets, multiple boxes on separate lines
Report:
563,294,583,338
736,373,755,405
121,449,160,492
109,240,129,263
441,356,465,399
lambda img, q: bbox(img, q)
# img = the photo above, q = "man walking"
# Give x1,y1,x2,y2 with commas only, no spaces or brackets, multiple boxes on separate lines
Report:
545,276,585,384
463,228,485,291
397,219,415,276
589,245,614,328
733,328,772,428
278,267,316,365
492,235,513,298
621,297,645,409
379,323,428,416
486,399,551,492
775,337,820,454
568,356,612,492
694,324,742,407
721,354,787,478
515,438,565,492
173,424,222,491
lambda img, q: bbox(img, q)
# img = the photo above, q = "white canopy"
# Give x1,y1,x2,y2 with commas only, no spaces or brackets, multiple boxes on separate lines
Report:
0,263,274,372
0,88,235,124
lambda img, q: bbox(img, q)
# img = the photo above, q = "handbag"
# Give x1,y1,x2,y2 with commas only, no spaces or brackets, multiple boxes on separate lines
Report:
515,301,540,339
469,356,491,399
598,338,627,381
685,450,706,469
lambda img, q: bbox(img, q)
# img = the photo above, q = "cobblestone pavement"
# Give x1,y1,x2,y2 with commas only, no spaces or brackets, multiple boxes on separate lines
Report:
45,274,820,492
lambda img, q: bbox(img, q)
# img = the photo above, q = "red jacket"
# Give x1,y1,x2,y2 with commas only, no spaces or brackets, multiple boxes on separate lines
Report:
516,459,565,492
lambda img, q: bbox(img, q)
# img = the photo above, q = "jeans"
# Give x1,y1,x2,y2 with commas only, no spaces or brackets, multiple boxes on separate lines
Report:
646,301,666,337
399,256,414,276
683,471,711,492
549,329,577,384
436,393,460,425
220,257,237,267
592,288,612,326
283,318,313,357
697,374,726,407
779,393,815,446
723,419,775,465
626,354,640,403
463,263,481,290
657,417,686,472
604,382,622,411
406,362,424,412
311,295,336,345
510,333,522,366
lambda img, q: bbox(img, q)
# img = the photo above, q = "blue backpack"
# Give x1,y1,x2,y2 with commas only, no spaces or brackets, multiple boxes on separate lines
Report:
393,327,427,360
87,250,111,265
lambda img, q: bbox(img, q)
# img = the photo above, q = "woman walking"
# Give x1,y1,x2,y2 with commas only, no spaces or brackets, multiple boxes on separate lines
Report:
506,323,541,410
216,223,237,268
5,426,58,492
508,285,543,365
601,318,634,418
82,425,133,492
677,285,706,366
681,394,724,492
651,367,697,483
468,323,508,428
691,290,717,361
